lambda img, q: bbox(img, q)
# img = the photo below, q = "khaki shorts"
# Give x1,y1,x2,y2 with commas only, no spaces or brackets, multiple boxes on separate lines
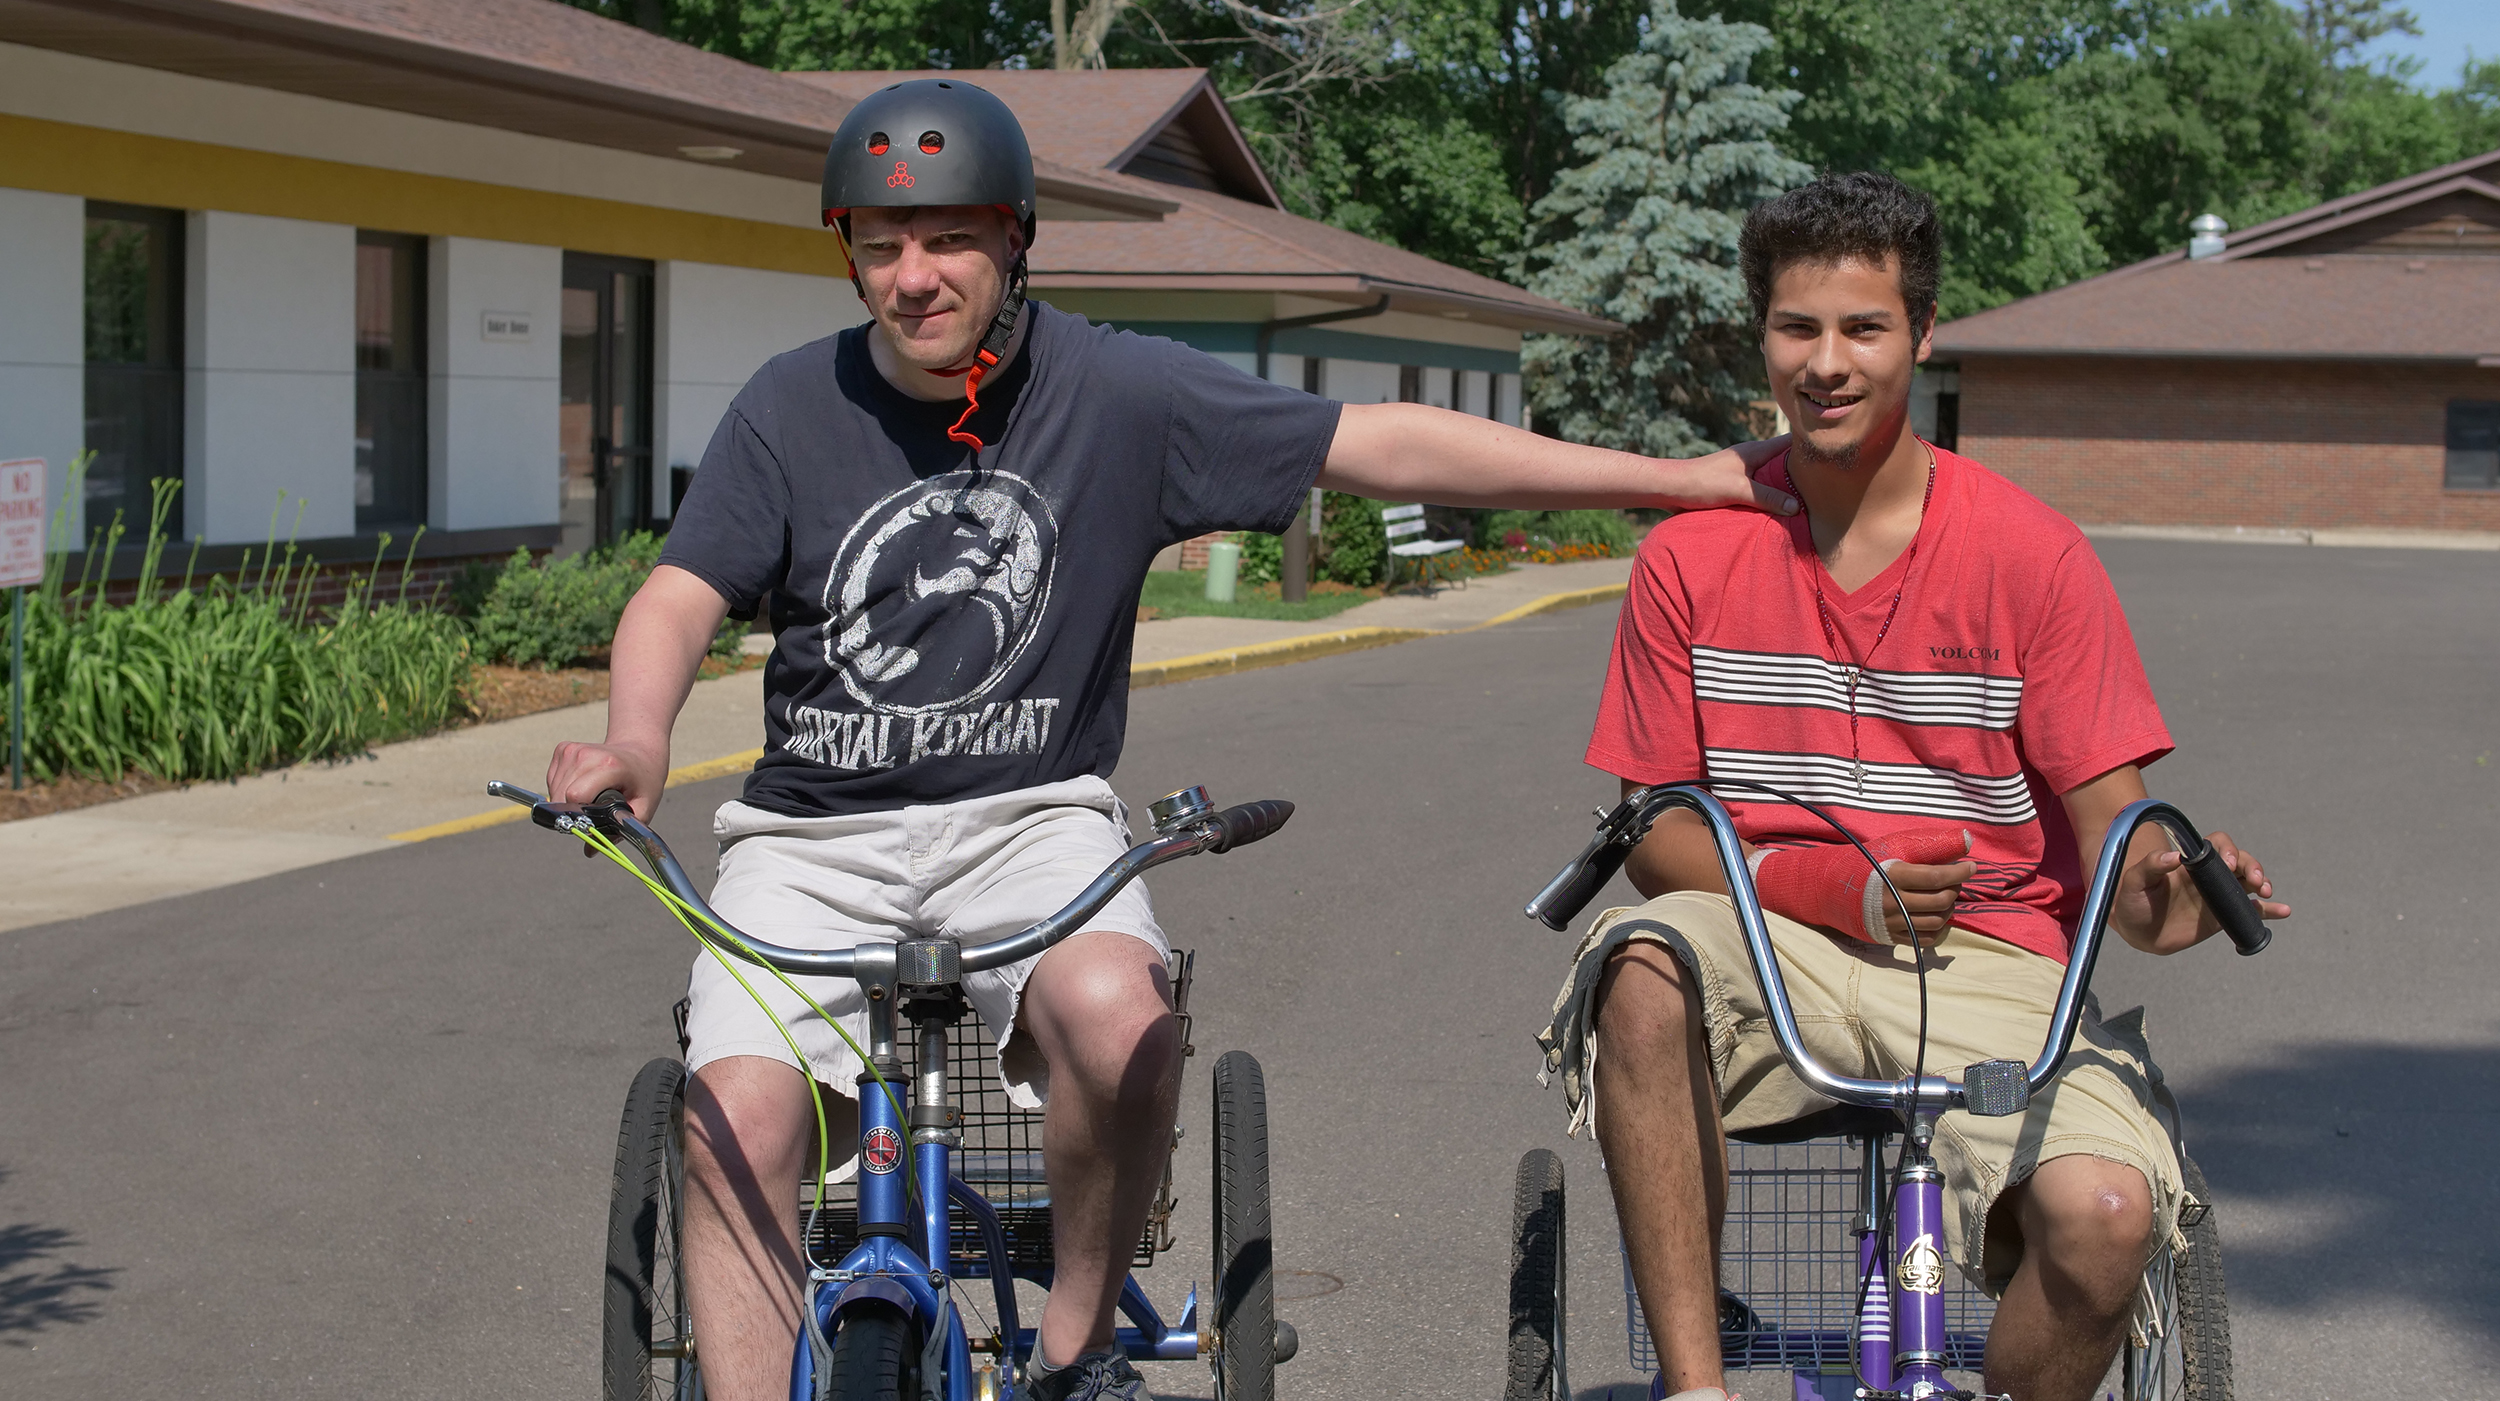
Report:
1538,891,2188,1294
687,776,1167,1114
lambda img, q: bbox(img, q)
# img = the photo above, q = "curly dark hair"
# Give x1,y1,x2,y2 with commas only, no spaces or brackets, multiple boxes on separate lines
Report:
1740,171,1941,335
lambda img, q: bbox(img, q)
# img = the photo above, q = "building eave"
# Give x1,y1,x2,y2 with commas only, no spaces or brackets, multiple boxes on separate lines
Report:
1024,271,1619,337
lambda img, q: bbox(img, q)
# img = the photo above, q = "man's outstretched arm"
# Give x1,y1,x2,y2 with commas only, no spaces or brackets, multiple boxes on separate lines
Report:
1322,402,1797,514
545,563,731,820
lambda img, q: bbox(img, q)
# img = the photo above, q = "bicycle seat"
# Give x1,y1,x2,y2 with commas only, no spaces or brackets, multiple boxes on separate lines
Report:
1726,1104,1902,1145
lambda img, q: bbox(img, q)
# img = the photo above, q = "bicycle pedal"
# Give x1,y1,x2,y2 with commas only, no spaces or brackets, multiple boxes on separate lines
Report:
1963,1058,2029,1117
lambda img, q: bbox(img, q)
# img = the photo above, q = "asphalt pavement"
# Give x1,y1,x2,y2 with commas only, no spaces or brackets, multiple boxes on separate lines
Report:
2,536,2494,1399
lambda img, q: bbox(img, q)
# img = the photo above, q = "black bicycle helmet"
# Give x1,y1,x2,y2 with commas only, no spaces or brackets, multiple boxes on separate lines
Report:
822,78,1037,247
820,80,1038,452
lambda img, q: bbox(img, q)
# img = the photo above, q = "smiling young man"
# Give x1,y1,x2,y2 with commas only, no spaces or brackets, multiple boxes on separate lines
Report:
1536,172,2288,1401
543,81,1793,1401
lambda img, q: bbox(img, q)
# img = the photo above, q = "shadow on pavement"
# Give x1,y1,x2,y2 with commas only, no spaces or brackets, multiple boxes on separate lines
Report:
0,1209,119,1344
2183,1035,2500,1351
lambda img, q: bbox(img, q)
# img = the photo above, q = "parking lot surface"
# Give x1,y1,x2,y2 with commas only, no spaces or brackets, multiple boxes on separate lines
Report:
2,537,2492,1399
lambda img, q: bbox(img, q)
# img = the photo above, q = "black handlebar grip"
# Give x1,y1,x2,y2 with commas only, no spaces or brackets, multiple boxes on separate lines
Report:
1206,799,1294,853
1527,841,1632,931
2180,841,2271,955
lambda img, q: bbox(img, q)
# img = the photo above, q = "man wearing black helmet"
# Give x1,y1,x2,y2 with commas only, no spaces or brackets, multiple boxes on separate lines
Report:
546,79,1792,1401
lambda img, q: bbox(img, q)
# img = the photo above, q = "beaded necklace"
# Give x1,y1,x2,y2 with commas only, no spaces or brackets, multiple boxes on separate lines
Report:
1788,452,1936,791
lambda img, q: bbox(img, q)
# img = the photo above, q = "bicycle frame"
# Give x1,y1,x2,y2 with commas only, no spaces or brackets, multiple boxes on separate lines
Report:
491,779,1290,1400
1535,784,2270,1400
790,962,1205,1401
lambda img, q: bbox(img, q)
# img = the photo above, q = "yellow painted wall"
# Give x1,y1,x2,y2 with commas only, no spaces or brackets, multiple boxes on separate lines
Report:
0,112,846,277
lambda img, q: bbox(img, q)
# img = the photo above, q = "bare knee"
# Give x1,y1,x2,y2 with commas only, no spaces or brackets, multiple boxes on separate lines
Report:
2010,1156,2156,1311
1593,941,1699,1069
1022,933,1179,1100
684,1056,815,1200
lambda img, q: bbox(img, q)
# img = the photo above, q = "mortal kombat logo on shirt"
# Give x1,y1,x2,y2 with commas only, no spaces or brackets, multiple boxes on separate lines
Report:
822,469,1058,716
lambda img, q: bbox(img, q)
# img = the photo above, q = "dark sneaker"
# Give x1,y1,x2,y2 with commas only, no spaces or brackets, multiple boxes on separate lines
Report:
1026,1351,1154,1401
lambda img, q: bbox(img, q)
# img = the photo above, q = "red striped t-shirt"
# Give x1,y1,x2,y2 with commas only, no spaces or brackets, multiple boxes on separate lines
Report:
1587,446,2172,962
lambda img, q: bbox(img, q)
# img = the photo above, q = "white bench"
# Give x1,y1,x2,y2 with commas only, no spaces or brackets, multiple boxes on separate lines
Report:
1382,503,1467,589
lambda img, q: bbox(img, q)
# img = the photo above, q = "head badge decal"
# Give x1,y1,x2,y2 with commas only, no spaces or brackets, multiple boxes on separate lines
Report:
863,1125,903,1175
823,469,1057,717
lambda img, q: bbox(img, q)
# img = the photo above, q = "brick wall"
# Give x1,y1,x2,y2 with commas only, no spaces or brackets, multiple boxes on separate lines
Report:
1957,356,2500,532
1176,532,1230,570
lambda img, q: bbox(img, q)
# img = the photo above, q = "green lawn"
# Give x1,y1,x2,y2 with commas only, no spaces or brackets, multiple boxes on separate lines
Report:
1138,570,1382,622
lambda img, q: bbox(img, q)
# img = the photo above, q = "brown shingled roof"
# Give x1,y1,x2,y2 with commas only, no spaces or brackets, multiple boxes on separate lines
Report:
1931,255,2500,361
1934,146,2500,362
0,0,1170,217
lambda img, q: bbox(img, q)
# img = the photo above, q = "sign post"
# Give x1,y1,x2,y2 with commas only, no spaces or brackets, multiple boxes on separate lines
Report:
0,459,46,791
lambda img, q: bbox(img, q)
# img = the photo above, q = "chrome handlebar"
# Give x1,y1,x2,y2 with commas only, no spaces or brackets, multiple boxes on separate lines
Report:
1527,786,2269,1121
486,780,1292,980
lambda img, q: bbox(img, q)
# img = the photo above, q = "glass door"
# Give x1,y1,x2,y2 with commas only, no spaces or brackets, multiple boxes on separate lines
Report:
559,253,654,555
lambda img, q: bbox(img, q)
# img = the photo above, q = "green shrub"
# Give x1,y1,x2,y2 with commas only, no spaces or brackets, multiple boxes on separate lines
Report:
1319,493,1386,587
1,478,472,785
1476,508,1639,554
465,532,743,669
1236,530,1283,587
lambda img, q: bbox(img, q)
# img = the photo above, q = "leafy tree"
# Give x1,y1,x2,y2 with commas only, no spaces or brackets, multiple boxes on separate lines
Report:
1517,1,1810,456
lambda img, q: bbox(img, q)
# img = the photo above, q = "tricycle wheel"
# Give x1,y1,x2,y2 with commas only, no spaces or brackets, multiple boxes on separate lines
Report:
2123,1153,2232,1401
604,1057,698,1400
1210,1049,1274,1401
828,1301,922,1401
1505,1148,1567,1401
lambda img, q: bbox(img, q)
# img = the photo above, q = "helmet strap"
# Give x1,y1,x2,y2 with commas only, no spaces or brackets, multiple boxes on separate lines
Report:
945,255,1028,453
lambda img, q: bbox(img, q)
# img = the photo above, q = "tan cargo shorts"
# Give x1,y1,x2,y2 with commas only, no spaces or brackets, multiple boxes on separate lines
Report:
1538,891,2189,1295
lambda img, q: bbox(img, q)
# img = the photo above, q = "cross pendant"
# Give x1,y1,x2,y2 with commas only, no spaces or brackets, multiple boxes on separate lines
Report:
1852,759,1866,789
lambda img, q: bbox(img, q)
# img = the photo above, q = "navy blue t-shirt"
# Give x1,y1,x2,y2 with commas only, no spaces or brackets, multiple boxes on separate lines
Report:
660,303,1341,818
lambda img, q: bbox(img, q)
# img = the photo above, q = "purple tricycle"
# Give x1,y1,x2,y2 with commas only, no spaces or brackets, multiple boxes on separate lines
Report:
1506,785,2269,1401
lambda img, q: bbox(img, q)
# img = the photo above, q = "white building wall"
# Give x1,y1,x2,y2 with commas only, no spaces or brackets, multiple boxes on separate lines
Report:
1495,372,1523,427
654,261,862,515
0,187,85,541
430,237,562,532
1322,359,1400,406
183,210,356,544
1262,352,1307,388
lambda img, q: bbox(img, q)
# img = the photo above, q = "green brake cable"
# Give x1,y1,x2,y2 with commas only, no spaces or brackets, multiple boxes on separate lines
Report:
570,823,920,1214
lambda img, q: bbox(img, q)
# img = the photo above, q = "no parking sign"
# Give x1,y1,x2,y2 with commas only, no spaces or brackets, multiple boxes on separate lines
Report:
0,459,40,589
3,457,37,789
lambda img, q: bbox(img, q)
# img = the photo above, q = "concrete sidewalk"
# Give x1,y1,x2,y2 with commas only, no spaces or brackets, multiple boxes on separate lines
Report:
1133,556,1632,674
0,558,1630,933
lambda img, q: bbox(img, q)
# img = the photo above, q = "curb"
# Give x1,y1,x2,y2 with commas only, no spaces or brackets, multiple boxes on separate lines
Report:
392,581,1631,842
2084,523,2500,552
387,747,766,843
1130,580,1629,689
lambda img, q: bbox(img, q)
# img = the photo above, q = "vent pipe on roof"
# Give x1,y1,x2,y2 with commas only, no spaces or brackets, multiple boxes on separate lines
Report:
2188,213,2228,260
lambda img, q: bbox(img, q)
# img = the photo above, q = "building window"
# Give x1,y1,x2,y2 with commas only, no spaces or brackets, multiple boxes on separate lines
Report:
356,231,429,530
84,201,184,535
2447,401,2500,490
1398,365,1423,403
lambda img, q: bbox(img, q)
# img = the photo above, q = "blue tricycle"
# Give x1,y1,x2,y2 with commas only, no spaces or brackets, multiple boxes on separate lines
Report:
491,779,1300,1401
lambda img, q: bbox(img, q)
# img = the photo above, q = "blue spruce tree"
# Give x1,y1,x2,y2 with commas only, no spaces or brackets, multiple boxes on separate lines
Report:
1520,2,1811,456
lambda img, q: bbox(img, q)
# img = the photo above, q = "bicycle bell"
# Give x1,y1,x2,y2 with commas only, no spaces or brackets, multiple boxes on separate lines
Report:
1149,785,1214,835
